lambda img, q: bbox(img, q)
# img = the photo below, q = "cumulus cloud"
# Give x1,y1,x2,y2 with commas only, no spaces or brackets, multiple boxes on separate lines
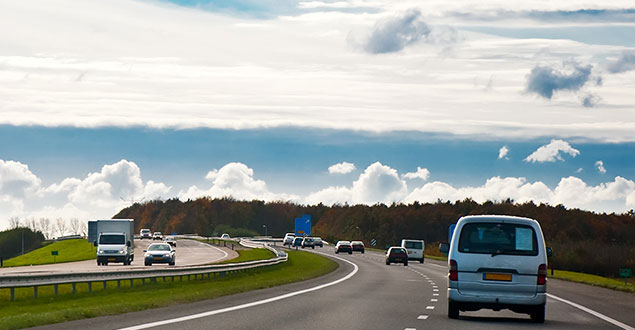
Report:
595,160,607,174
179,162,296,202
402,167,431,180
498,146,509,159
328,162,356,174
0,159,171,230
349,9,431,54
607,51,635,73
524,139,580,163
526,61,594,99
306,162,408,205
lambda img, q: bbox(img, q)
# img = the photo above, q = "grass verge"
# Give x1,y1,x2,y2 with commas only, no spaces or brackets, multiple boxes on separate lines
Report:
220,248,275,264
550,269,634,293
0,250,337,330
2,239,95,267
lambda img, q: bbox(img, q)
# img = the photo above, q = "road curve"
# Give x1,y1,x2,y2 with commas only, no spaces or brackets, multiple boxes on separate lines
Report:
28,248,635,330
0,239,237,276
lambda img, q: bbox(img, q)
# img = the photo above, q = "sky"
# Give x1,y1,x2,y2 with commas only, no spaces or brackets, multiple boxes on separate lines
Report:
1,0,635,230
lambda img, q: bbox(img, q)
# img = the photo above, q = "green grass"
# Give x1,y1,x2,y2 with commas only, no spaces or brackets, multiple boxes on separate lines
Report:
220,248,275,264
2,239,95,267
550,269,635,293
0,250,338,330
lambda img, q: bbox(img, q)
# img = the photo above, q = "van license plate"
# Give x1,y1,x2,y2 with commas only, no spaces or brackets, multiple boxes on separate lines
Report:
483,273,512,281
108,258,115,262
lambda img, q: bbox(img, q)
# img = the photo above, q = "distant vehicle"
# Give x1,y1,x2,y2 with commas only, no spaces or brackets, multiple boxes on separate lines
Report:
164,235,176,247
401,239,424,263
351,241,365,253
153,232,163,240
335,241,352,254
440,215,552,322
283,233,295,246
140,228,152,240
144,243,176,266
220,233,230,239
92,219,135,266
313,237,323,247
292,237,303,247
301,237,315,249
386,247,408,266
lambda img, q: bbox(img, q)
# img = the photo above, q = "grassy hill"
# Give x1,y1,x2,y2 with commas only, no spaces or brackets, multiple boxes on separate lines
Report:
2,239,95,267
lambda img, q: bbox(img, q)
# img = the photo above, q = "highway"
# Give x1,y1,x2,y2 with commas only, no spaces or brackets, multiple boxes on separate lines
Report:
0,239,237,276
29,247,635,330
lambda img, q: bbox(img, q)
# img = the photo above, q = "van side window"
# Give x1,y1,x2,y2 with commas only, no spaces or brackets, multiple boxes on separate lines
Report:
458,223,538,256
404,241,423,249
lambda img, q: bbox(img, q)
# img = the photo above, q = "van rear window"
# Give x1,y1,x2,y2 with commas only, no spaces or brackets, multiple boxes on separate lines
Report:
404,241,423,249
458,223,538,256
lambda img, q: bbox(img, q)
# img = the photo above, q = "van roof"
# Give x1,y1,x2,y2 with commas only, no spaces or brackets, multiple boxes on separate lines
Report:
459,215,537,223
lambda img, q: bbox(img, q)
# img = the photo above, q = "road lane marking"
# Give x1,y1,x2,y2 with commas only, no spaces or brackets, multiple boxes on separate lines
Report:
119,252,359,330
433,293,439,296
547,294,634,330
417,315,428,320
426,306,435,310
431,299,438,302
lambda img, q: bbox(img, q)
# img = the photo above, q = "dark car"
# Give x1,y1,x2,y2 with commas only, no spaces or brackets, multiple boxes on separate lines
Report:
335,241,352,254
351,241,365,253
292,237,303,247
301,237,315,249
144,243,176,266
313,237,323,247
386,247,408,266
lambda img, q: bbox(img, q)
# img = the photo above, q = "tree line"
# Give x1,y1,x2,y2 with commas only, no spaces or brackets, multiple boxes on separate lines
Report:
115,197,635,277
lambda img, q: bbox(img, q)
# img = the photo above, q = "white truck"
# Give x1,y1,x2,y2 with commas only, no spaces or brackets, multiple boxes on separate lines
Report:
90,219,135,266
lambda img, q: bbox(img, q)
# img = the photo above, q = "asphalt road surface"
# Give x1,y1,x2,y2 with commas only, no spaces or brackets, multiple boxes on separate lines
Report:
29,248,635,330
0,239,237,276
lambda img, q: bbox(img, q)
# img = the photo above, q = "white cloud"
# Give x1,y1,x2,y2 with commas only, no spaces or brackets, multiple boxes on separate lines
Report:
524,139,580,163
595,160,607,174
328,162,356,174
0,1,635,142
0,158,171,230
498,146,509,159
402,167,431,180
179,162,296,202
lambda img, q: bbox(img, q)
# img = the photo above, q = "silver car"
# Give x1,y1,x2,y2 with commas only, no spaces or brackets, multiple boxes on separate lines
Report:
144,243,176,266
443,215,551,323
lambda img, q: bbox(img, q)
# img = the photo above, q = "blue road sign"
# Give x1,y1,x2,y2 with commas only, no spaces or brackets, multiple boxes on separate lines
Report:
295,214,311,236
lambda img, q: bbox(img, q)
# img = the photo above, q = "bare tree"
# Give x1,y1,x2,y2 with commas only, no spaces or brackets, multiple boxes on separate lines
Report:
69,218,80,235
9,217,20,229
39,218,51,239
27,218,38,232
55,218,67,238
80,221,88,237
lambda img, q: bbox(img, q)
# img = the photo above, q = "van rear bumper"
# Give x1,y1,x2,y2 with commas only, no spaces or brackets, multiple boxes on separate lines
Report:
448,288,546,309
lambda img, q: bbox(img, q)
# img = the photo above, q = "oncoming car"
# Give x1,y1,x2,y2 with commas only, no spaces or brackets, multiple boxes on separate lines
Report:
164,235,176,247
144,243,176,266
152,232,163,240
441,215,552,323
139,228,152,240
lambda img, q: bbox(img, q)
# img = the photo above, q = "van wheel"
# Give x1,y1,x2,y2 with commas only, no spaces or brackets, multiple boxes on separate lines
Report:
420,258,424,264
530,304,545,323
404,261,408,266
448,301,460,319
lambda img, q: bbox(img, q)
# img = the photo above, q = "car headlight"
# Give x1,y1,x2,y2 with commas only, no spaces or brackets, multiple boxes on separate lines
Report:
145,253,151,257
98,249,103,254
164,254,170,258
119,249,125,254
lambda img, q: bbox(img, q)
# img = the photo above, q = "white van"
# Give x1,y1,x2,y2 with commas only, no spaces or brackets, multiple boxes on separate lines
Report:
442,215,551,323
401,239,424,263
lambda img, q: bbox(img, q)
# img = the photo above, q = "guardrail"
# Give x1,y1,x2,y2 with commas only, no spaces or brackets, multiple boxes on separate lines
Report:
0,239,287,301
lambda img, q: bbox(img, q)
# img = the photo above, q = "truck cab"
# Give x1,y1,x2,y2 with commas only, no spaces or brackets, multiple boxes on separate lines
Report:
95,232,134,265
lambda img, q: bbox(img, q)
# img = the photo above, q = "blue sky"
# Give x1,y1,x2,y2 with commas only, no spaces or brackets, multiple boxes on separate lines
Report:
1,0,635,230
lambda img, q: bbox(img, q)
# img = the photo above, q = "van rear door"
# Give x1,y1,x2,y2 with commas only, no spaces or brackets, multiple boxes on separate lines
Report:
456,222,541,299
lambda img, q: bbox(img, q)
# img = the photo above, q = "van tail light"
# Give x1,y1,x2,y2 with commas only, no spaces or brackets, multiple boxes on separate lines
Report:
449,259,458,281
537,264,547,285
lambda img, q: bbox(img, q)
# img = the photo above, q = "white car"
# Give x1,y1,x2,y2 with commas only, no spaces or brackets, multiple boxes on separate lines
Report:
220,233,230,239
144,243,176,266
283,233,295,246
164,235,176,247
139,228,152,240
441,215,552,323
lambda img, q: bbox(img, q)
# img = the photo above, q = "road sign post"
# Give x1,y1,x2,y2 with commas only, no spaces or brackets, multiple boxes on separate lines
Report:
619,268,632,285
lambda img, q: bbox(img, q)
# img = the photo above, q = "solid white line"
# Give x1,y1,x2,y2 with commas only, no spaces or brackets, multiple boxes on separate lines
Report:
547,294,634,330
119,252,359,330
